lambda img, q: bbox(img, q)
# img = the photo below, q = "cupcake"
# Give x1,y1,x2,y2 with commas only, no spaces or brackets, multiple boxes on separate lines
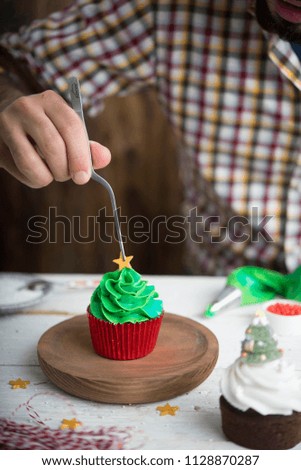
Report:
87,254,163,360
220,311,301,449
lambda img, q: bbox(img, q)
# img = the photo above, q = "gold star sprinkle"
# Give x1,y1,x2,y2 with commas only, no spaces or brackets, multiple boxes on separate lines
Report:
60,418,82,430
9,378,30,389
113,253,133,270
156,403,179,416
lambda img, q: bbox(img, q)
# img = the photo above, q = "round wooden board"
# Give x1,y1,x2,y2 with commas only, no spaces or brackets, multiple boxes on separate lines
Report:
37,313,219,404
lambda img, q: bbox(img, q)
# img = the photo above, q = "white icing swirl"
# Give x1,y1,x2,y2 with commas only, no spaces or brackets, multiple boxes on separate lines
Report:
221,358,301,416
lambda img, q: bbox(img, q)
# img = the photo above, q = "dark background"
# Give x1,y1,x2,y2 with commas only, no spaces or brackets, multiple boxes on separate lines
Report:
0,0,183,275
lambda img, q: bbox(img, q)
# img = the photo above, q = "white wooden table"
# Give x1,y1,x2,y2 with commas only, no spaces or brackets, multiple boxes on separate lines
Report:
1,274,300,450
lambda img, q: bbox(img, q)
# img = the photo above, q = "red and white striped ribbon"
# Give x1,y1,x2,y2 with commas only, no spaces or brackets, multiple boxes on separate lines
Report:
0,392,130,450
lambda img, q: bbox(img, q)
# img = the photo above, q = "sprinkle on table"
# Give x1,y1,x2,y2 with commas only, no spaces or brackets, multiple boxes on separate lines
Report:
60,418,82,430
156,403,179,416
112,253,133,270
9,378,30,389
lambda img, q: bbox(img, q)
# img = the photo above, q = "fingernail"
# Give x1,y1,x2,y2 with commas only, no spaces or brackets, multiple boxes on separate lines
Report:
72,171,90,184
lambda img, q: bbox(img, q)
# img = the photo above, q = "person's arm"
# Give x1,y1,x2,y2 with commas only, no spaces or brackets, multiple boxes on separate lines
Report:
0,56,111,188
0,0,154,189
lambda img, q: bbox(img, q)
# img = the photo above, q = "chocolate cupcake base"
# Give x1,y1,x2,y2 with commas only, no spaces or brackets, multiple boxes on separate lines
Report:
220,396,301,450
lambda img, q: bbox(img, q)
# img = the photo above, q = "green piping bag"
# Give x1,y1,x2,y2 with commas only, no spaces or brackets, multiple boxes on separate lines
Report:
204,265,301,318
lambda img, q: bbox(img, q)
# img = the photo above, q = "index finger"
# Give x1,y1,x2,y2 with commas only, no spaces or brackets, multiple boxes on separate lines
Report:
42,91,91,184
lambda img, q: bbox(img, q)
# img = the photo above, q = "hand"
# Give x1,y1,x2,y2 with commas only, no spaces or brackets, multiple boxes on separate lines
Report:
0,90,111,188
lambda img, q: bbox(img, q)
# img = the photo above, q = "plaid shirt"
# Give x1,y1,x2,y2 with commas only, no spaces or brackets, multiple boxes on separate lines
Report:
1,0,301,275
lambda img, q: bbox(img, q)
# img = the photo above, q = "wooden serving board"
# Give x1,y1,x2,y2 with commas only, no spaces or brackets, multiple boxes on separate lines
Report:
37,313,218,404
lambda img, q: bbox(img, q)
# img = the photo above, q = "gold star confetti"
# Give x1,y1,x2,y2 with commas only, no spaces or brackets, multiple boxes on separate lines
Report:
156,403,179,416
113,253,133,270
9,378,30,389
60,418,82,430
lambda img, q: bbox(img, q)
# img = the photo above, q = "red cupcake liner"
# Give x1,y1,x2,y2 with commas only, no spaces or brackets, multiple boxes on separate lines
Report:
87,307,163,360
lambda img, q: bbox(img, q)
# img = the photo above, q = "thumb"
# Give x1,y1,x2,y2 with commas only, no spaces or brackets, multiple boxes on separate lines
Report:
90,141,111,170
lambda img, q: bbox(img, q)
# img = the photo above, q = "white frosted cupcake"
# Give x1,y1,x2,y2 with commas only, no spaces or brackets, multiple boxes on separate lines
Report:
220,311,301,449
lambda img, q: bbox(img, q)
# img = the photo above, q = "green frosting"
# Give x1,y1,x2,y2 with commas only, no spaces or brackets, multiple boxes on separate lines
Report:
90,268,163,324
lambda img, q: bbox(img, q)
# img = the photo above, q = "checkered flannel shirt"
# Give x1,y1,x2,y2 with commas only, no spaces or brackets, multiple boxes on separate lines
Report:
1,0,301,275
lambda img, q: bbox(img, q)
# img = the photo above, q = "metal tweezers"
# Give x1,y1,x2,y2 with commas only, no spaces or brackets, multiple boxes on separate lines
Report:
68,77,125,260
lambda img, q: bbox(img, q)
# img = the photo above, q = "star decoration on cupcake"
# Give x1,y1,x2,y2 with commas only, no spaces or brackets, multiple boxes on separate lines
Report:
253,310,268,325
60,418,82,430
9,378,30,389
113,253,133,270
156,403,179,416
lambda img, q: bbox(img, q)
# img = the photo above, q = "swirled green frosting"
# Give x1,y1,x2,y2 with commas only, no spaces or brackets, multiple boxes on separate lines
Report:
90,268,163,324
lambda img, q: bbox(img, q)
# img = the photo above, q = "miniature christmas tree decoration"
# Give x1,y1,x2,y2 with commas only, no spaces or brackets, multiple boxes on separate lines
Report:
241,311,283,364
